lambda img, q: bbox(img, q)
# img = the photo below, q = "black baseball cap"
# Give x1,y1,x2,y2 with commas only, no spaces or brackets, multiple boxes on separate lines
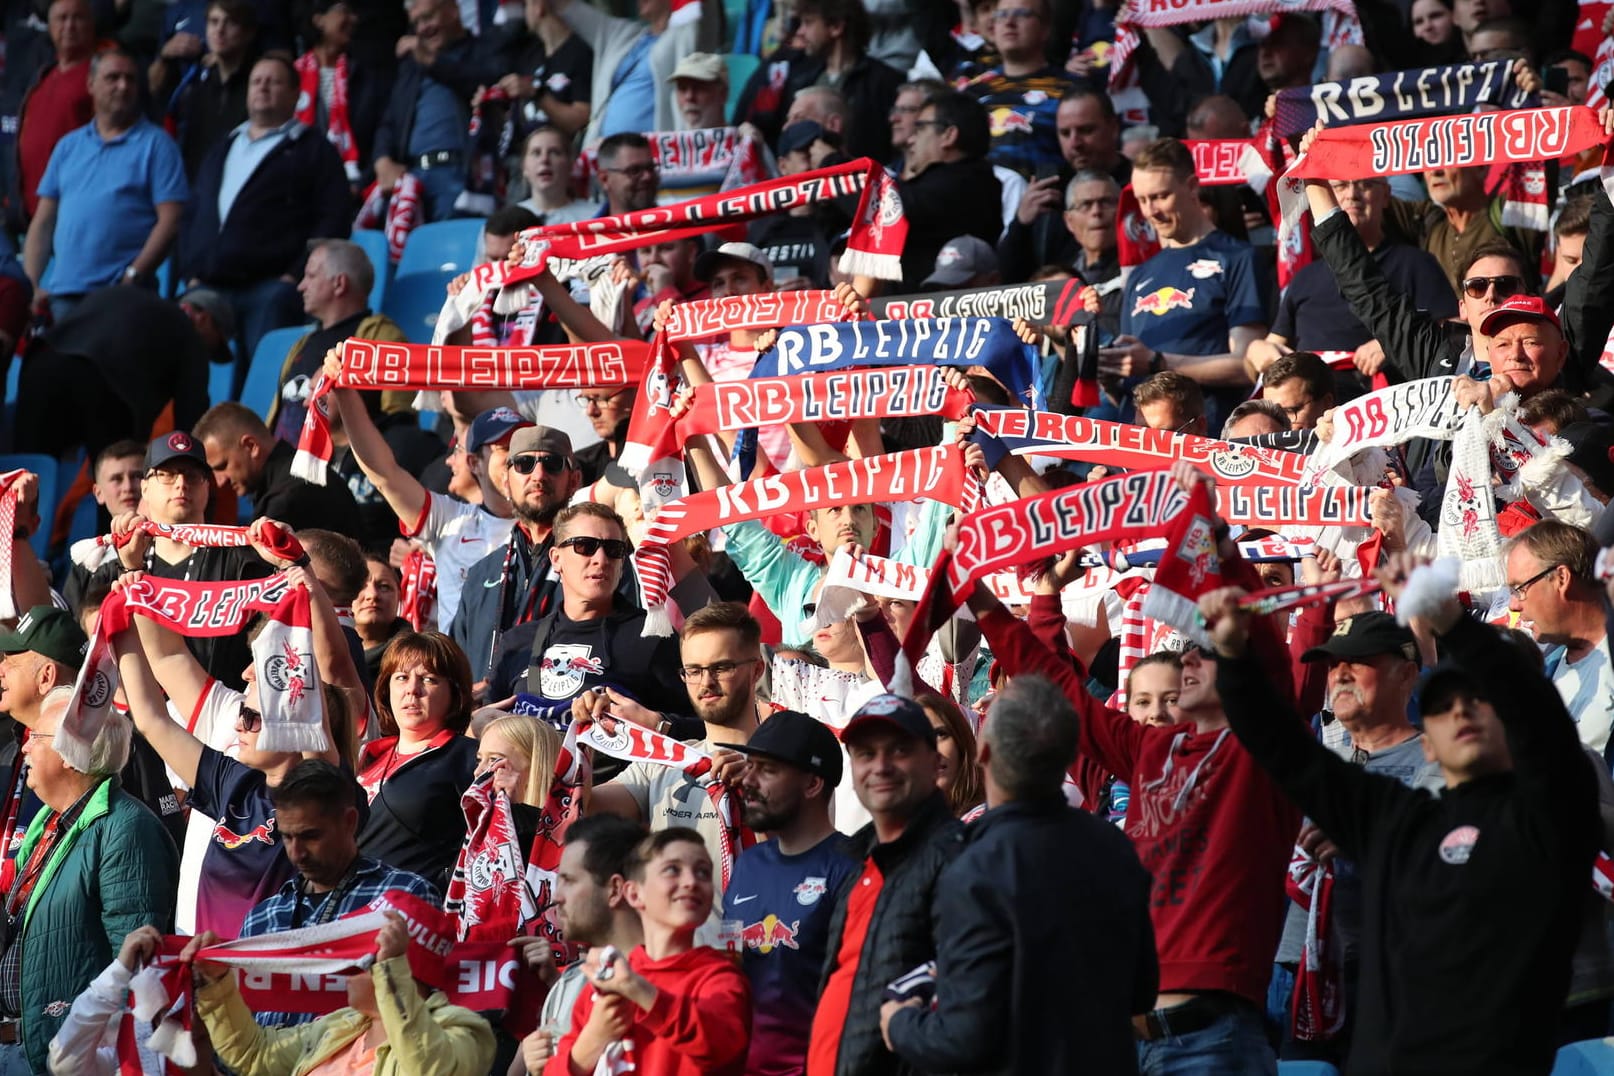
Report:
1301,611,1417,664
144,430,209,475
842,694,938,747
0,606,88,667
726,710,843,786
1418,659,1487,716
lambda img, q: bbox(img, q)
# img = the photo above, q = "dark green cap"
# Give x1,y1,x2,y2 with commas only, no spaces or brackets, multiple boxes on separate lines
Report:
0,605,88,668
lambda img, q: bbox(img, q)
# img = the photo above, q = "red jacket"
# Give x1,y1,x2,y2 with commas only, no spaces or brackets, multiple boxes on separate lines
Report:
978,588,1301,1005
547,946,751,1076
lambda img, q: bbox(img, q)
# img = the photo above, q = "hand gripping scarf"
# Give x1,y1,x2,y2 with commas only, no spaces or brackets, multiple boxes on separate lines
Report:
507,157,907,285
69,519,302,571
61,574,329,771
636,445,981,635
901,469,1191,667
1109,0,1357,89
293,336,651,482
1270,59,1531,139
576,718,754,890
1302,377,1461,484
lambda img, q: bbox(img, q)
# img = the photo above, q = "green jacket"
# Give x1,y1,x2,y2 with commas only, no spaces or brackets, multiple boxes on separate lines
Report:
16,776,178,1072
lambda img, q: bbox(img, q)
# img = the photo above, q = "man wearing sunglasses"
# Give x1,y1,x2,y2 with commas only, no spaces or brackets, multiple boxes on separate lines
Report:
453,425,598,688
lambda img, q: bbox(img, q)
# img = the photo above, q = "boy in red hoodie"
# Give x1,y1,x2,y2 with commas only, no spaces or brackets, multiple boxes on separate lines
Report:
546,827,752,1076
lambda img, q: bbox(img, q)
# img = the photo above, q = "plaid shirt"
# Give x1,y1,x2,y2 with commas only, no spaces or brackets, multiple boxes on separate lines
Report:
239,855,440,1027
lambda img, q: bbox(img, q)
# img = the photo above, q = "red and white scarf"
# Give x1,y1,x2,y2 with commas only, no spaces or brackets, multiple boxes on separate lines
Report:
635,445,981,634
354,173,424,264
1109,0,1357,90
294,337,651,483
1186,139,1274,194
1303,377,1460,484
399,549,437,631
1286,847,1346,1041
902,470,1190,666
650,126,767,204
294,52,359,182
62,574,329,771
0,470,31,621
577,719,754,889
69,520,290,571
1139,482,1228,645
507,158,906,285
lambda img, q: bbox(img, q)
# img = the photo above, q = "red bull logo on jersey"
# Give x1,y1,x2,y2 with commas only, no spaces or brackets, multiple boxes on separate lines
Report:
740,914,802,953
215,818,276,850
1132,286,1196,317
539,644,605,698
989,108,1035,137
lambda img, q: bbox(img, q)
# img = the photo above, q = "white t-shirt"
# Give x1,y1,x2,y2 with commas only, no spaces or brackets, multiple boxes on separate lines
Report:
406,492,516,630
1549,637,1614,756
175,680,246,935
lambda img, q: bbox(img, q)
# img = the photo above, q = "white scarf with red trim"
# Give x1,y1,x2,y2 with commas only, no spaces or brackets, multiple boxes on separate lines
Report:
61,574,328,772
0,470,31,622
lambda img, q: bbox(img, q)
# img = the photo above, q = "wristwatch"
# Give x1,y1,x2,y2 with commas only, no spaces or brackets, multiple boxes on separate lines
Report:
121,265,141,284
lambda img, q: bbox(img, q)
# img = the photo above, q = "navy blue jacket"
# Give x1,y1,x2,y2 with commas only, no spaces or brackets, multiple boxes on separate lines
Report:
179,121,351,287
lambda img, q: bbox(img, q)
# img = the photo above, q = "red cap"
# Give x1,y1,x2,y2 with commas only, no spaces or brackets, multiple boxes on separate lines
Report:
1479,294,1562,338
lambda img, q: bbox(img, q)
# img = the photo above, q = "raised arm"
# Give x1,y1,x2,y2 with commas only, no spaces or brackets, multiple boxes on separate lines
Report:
112,611,204,790
320,348,429,527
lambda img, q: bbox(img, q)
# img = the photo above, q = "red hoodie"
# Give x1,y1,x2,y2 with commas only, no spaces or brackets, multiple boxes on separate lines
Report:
546,946,752,1076
979,590,1300,1006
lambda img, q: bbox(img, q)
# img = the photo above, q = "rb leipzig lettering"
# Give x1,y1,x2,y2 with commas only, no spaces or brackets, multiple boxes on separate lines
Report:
772,318,994,373
341,339,635,389
1365,108,1575,175
710,366,953,429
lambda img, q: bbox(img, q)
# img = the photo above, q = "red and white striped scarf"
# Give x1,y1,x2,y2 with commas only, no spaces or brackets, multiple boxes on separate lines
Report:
294,52,358,182
1286,846,1345,1042
354,173,424,263
398,549,438,631
0,470,31,622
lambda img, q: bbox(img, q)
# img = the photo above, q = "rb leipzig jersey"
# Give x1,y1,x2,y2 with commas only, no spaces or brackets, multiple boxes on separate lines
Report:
1119,230,1268,358
964,66,1082,179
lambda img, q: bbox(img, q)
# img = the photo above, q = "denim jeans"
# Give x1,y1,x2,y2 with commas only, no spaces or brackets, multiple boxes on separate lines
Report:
1137,1002,1278,1076
0,1041,33,1075
414,165,467,223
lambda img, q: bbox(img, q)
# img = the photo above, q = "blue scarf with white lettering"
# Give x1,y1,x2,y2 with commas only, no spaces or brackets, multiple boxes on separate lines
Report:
1271,59,1532,138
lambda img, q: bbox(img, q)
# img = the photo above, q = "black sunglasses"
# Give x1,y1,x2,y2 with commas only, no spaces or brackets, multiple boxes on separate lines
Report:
559,536,632,560
510,453,569,476
1462,275,1525,301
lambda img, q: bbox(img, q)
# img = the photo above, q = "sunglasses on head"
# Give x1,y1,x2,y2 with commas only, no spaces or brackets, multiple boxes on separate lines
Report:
1461,274,1525,300
559,536,632,560
510,453,569,476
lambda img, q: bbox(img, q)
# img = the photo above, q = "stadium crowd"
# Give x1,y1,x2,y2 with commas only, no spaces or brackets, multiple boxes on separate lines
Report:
0,0,1604,1072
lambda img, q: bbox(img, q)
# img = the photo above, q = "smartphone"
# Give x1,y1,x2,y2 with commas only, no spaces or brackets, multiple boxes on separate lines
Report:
1546,65,1571,97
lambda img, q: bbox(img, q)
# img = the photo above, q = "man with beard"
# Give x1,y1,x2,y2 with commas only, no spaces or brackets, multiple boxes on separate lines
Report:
586,603,762,864
1268,611,1440,1063
450,425,583,686
509,814,647,1076
725,711,857,1076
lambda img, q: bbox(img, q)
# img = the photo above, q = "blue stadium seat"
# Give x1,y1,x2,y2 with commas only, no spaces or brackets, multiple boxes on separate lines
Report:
381,270,457,344
1276,1064,1340,1076
239,326,313,422
396,220,484,277
208,360,236,407
0,453,60,558
1553,1039,1614,1074
350,229,392,312
724,53,761,123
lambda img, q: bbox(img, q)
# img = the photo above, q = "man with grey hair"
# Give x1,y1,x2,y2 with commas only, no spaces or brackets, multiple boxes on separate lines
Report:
1222,398,1291,440
882,675,1157,1072
0,685,178,1075
270,238,411,446
1000,167,1119,289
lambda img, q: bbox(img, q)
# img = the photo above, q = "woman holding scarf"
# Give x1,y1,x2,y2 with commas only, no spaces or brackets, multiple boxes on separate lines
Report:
358,632,480,888
295,0,392,186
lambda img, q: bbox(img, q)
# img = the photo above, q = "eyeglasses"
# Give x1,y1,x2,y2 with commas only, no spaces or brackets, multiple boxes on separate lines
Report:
1508,563,1560,600
603,162,658,179
145,469,206,486
510,453,570,476
1462,274,1526,300
993,6,1040,19
912,119,953,132
1277,399,1314,420
575,390,626,410
678,659,758,682
1068,197,1118,213
558,536,632,560
236,706,262,732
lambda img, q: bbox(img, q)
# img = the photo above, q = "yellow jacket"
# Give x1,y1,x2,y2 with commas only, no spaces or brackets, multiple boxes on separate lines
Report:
195,955,495,1076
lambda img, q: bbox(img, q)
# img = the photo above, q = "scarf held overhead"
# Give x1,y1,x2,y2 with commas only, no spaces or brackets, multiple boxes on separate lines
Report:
634,445,980,633
1270,59,1530,138
1287,105,1605,180
509,157,907,282
1303,377,1460,483
293,337,651,483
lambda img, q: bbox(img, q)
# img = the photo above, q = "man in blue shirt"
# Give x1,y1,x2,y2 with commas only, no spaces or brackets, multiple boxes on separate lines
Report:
725,710,857,1076
22,47,188,322
1104,136,1269,434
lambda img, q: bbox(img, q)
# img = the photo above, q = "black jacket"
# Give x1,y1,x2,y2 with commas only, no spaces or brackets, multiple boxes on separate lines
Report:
248,439,364,537
180,121,352,287
734,48,905,164
372,35,505,165
1218,616,1601,1076
886,794,1156,1075
897,156,1002,292
819,792,965,1076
